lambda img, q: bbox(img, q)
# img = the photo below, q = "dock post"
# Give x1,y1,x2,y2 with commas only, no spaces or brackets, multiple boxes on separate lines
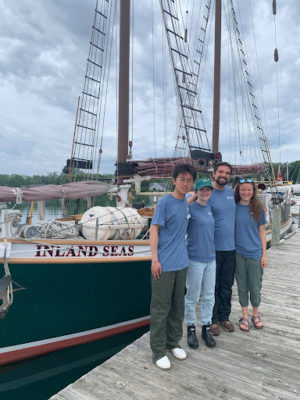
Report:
271,206,281,245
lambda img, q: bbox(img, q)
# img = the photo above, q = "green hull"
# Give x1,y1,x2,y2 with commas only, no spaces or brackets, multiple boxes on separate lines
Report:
0,260,151,363
0,327,149,400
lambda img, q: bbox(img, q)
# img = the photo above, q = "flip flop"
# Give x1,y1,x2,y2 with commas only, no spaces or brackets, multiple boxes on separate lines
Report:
239,317,249,332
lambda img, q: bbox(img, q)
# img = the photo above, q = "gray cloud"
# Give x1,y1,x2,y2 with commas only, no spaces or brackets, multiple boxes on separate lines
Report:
0,0,299,177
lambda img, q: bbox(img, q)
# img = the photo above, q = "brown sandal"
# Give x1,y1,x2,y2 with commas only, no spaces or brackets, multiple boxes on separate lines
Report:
239,317,249,332
251,314,264,329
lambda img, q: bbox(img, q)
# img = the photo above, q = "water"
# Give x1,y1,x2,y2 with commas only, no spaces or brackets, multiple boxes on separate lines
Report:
16,202,63,225
0,327,149,400
1,202,149,398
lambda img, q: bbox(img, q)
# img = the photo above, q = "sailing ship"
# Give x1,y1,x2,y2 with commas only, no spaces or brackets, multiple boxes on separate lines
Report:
0,0,292,368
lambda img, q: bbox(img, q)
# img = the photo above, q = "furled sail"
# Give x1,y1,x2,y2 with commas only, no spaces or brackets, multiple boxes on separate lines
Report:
117,157,266,178
0,181,111,203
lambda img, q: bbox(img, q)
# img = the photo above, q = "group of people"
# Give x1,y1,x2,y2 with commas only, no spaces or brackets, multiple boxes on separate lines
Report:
149,162,267,370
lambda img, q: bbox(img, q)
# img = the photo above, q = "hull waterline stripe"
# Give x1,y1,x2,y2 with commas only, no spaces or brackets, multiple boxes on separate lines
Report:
0,316,150,365
0,315,150,353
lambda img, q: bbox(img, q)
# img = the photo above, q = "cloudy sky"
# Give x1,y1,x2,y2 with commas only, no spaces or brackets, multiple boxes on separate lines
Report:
0,0,299,176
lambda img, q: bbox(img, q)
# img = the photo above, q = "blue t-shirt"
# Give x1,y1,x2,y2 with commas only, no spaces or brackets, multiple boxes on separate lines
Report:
208,186,236,251
151,193,190,271
187,202,215,262
235,203,267,259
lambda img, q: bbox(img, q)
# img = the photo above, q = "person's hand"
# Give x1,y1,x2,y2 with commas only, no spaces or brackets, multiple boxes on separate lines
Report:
190,191,198,202
261,255,268,268
151,260,162,279
187,191,197,204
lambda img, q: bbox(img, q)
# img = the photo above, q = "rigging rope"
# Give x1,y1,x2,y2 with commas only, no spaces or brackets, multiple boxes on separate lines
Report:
115,1,119,182
130,0,135,156
166,0,210,154
152,0,157,157
273,0,281,165
198,2,213,97
223,0,271,170
228,0,276,187
162,19,167,157
96,0,118,174
71,0,114,181
248,0,269,149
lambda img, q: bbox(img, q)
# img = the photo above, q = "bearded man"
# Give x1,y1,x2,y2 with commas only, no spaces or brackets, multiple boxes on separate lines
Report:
208,162,236,335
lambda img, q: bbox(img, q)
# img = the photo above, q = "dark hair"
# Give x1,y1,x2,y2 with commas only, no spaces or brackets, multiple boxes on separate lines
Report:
173,164,197,181
234,182,266,222
232,176,241,188
213,162,233,174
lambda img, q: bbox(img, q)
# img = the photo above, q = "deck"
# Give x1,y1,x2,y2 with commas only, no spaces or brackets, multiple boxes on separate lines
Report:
52,231,300,400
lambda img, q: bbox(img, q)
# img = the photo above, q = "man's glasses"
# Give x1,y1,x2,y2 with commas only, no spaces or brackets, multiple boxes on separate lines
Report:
239,178,253,183
178,177,194,184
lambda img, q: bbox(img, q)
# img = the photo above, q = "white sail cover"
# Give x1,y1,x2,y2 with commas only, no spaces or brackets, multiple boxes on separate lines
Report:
0,181,111,203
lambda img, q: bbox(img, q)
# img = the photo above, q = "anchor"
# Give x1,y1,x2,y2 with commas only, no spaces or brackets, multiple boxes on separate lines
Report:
0,275,13,318
0,240,14,318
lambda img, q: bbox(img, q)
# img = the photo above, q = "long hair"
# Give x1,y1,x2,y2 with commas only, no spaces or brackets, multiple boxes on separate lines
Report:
234,182,265,222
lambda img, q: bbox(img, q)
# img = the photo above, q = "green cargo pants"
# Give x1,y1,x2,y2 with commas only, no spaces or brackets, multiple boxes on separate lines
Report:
150,267,187,362
235,253,263,307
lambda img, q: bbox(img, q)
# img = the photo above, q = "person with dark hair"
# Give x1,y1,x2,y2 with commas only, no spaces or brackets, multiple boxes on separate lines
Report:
213,161,233,174
185,178,216,349
234,179,267,331
172,163,197,181
208,162,236,336
232,176,241,189
150,164,196,370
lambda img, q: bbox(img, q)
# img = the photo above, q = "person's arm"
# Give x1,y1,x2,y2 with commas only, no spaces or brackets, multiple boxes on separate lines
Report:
150,224,162,279
259,224,267,268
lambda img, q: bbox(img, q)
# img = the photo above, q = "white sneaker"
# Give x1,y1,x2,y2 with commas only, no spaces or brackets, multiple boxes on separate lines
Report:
170,347,187,360
155,356,171,370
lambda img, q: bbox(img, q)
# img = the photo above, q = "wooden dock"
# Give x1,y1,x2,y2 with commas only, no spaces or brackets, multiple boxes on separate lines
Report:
52,232,300,400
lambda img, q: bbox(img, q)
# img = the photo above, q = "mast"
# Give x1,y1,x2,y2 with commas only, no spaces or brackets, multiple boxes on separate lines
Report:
117,0,131,170
212,0,221,153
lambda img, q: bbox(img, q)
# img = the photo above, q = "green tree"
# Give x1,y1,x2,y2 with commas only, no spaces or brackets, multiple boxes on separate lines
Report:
9,174,26,187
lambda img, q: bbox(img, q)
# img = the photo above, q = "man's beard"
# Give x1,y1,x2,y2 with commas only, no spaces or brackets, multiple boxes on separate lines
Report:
215,177,228,186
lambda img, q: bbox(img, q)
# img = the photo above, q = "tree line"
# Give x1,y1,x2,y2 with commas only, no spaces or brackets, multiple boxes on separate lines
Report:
272,161,300,183
0,161,299,188
0,172,114,187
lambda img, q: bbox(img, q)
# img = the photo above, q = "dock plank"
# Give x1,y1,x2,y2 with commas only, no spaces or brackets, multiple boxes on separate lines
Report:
52,232,300,400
